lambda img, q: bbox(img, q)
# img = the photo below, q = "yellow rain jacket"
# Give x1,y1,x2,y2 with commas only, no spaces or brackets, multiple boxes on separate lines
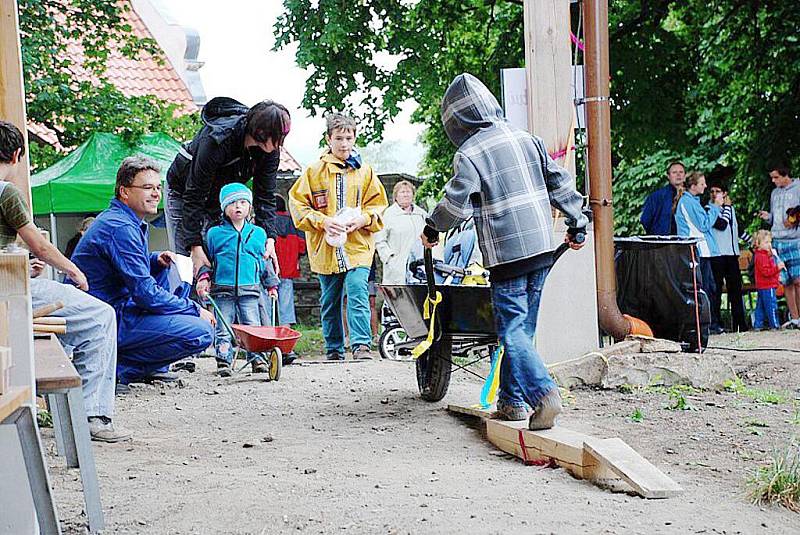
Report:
289,152,388,275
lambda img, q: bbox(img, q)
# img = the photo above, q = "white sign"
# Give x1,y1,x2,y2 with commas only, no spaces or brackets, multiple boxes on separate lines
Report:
500,66,586,130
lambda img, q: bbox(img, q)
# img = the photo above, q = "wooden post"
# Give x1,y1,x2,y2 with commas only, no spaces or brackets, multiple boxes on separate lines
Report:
523,0,575,175
0,0,32,210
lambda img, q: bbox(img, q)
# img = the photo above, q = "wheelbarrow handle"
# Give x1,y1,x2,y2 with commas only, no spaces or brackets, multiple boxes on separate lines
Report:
204,294,235,339
423,246,436,300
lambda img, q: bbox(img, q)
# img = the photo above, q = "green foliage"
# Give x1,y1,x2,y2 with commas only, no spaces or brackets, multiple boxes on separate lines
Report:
36,409,52,428
723,376,789,405
276,0,800,232
747,444,800,512
629,408,644,422
293,324,325,356
18,0,201,169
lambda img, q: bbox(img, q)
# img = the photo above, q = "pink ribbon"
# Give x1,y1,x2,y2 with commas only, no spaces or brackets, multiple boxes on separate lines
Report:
570,31,585,51
549,146,574,160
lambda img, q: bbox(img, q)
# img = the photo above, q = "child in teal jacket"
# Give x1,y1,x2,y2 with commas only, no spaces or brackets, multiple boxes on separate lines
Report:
197,183,278,376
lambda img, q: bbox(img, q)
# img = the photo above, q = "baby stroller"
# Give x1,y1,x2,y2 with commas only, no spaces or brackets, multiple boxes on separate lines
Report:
378,220,485,360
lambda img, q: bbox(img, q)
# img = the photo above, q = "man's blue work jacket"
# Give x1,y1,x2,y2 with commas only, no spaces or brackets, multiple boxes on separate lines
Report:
640,184,677,235
70,199,200,318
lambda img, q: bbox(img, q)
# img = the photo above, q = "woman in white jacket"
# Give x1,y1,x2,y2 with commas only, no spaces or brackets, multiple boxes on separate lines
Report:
375,180,428,284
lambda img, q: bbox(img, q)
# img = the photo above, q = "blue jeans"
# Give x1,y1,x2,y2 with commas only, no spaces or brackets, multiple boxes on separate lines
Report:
491,268,557,409
319,267,371,354
754,288,780,329
213,294,261,364
277,278,297,325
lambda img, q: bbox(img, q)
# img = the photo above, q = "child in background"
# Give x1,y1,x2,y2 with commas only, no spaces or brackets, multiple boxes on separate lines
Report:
197,183,279,376
753,230,785,330
289,113,388,361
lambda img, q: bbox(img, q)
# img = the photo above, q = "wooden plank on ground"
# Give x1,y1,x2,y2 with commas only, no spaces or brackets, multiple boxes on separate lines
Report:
0,253,29,297
583,437,683,499
0,385,31,423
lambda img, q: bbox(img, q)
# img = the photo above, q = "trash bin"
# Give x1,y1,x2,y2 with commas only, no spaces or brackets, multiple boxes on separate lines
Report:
615,236,710,352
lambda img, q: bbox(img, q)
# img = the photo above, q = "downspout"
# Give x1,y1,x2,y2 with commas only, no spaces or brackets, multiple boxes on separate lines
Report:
583,0,632,341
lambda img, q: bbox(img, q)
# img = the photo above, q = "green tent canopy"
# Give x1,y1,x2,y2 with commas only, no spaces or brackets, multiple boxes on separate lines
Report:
31,132,181,215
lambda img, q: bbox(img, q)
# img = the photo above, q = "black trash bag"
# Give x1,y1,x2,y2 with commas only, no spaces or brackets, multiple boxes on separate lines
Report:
614,236,710,352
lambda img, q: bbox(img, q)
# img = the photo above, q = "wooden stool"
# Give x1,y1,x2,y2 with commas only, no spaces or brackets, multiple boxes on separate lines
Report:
0,386,61,534
34,334,104,533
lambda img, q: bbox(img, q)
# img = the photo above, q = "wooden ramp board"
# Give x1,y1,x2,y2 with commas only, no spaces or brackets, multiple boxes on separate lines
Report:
447,403,681,498
583,438,683,499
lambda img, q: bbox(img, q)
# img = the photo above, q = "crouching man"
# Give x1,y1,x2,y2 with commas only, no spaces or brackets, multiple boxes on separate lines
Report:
70,156,215,389
0,120,128,442
421,74,588,430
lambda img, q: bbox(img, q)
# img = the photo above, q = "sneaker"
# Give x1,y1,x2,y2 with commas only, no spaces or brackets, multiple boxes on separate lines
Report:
781,319,800,329
326,351,345,361
88,416,132,443
143,371,179,383
282,351,298,366
217,361,232,378
172,360,196,373
251,358,268,373
115,383,131,396
493,402,531,421
528,389,563,431
352,345,374,360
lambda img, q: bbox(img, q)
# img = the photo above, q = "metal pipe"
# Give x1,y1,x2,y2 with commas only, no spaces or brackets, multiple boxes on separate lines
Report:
583,0,631,340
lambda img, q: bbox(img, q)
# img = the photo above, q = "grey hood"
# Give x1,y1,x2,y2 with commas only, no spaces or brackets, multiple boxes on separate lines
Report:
441,73,505,147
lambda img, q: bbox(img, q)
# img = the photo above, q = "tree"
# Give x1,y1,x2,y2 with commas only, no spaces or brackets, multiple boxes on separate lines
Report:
276,0,800,234
18,0,200,171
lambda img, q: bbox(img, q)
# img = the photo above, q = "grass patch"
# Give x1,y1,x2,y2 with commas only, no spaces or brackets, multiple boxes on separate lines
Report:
37,409,52,428
747,445,800,512
293,324,325,355
723,377,790,405
629,408,644,423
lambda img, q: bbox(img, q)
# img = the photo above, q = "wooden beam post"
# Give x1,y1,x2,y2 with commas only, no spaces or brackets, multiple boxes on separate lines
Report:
523,0,575,175
0,0,32,210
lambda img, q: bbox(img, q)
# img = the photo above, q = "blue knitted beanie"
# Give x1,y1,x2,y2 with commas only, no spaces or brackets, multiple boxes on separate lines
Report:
219,182,253,212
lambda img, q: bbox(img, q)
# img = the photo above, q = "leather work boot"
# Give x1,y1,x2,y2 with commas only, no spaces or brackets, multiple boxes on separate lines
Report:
493,402,531,421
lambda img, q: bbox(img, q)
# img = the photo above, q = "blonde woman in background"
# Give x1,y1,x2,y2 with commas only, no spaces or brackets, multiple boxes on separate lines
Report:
375,180,428,285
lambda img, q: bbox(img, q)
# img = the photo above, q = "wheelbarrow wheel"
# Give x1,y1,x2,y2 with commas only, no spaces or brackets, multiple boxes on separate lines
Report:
415,340,452,402
268,348,282,381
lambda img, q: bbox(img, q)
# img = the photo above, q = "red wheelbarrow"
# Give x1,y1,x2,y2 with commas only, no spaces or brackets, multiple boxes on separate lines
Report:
207,296,301,381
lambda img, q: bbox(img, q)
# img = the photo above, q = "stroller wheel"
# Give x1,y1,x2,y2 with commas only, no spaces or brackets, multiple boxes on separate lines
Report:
378,326,409,360
268,348,282,381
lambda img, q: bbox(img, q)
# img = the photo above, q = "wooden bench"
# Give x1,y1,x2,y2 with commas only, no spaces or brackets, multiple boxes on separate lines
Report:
34,334,104,533
0,385,61,534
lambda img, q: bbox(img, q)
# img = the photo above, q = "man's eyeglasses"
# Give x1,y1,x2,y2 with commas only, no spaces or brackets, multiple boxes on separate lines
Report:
126,184,162,193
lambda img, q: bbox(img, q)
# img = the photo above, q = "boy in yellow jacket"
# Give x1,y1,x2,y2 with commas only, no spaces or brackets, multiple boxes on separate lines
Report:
289,113,388,360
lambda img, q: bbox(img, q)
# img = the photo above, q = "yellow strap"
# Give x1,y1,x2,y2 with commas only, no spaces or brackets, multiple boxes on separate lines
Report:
411,291,442,359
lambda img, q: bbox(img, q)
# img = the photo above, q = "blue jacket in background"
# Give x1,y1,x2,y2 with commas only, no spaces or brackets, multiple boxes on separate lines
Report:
70,199,200,317
675,192,722,257
640,184,677,235
205,219,278,297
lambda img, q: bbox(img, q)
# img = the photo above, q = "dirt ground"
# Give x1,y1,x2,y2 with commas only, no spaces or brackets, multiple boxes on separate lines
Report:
45,330,800,534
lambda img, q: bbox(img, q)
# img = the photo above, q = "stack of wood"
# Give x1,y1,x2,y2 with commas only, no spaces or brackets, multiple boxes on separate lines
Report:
0,301,9,395
32,301,66,335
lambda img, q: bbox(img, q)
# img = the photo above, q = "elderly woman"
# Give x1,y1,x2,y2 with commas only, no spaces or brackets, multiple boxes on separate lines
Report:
375,180,428,284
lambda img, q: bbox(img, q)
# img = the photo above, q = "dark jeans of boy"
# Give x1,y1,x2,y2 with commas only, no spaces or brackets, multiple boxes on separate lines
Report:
754,288,780,329
213,294,261,364
318,267,371,354
711,255,747,331
491,267,557,411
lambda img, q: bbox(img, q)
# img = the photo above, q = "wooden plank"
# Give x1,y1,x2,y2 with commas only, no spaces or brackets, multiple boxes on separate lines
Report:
0,252,29,297
583,438,683,499
0,385,31,423
33,334,81,392
0,301,8,345
447,404,494,419
0,0,32,209
0,346,10,395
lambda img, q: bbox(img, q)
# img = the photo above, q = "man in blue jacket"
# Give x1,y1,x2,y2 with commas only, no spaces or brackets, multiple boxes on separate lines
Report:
640,161,686,235
71,156,215,388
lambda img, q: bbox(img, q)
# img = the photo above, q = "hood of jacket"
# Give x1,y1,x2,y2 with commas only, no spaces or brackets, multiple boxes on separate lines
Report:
440,73,505,148
201,97,249,144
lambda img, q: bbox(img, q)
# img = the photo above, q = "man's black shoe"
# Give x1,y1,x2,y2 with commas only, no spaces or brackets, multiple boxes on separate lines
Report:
326,352,344,361
143,371,179,383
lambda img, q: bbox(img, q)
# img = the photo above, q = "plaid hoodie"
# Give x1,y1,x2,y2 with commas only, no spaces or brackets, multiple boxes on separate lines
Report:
427,73,588,268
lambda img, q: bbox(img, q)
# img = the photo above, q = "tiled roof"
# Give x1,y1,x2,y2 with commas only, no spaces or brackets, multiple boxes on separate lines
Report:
28,0,303,173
